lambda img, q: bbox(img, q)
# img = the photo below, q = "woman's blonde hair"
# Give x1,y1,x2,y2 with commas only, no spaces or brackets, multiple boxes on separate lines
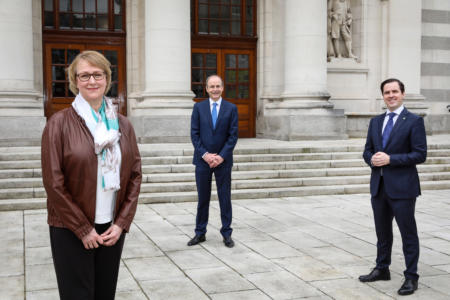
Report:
67,50,112,95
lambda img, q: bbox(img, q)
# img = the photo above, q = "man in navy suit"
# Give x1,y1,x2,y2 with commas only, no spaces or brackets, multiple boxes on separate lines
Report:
359,78,427,296
187,75,238,248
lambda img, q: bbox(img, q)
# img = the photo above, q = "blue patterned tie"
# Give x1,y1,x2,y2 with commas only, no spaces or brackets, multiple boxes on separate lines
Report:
212,102,218,129
382,112,396,149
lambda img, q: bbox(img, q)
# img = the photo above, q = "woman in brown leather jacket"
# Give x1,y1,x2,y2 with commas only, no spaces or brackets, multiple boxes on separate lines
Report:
41,50,141,300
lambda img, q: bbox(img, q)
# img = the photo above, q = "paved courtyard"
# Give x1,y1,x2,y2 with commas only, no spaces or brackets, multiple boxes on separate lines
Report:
1,190,450,299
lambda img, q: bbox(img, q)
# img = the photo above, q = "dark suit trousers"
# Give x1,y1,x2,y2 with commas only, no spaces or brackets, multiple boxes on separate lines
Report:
195,164,233,238
371,178,419,280
50,223,125,300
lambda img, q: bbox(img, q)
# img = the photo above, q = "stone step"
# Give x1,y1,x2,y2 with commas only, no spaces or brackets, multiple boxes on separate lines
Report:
0,160,41,170
137,180,450,204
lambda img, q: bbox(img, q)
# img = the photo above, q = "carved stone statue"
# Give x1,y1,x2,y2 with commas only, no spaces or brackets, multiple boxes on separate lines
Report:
327,0,357,60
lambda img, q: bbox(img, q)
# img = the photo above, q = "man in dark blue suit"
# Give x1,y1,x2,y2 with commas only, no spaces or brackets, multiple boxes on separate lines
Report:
187,75,238,248
359,78,427,296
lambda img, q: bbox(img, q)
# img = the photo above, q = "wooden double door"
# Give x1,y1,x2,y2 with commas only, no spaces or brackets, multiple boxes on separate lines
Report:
192,48,256,138
43,43,126,118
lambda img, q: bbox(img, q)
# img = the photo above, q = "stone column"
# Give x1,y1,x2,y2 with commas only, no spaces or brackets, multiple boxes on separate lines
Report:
261,0,346,140
129,0,194,143
384,0,427,114
0,0,45,145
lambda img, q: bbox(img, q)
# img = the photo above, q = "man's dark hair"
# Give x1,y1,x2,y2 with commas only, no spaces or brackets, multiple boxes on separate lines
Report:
380,78,405,94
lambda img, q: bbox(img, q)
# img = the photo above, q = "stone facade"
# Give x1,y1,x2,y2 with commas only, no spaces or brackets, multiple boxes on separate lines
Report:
0,0,449,144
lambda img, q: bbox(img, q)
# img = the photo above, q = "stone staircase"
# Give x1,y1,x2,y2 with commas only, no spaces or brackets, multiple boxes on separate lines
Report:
1,139,450,210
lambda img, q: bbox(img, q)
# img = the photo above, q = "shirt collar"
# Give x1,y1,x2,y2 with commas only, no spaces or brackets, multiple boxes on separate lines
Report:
209,97,222,106
386,105,404,116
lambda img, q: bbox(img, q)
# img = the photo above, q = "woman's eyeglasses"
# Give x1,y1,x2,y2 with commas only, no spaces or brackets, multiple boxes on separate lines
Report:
77,72,105,82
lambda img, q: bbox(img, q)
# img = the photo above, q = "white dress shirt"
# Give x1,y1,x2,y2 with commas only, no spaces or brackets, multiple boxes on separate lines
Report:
382,105,404,134
209,97,222,115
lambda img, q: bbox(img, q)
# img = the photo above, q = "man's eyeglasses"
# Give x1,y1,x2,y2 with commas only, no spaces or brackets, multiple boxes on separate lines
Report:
77,72,105,82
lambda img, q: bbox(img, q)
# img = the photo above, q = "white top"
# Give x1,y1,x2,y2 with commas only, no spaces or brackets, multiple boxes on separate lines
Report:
382,105,404,134
95,146,122,224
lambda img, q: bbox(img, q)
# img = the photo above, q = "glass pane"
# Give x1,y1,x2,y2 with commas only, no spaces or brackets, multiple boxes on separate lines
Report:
114,15,122,30
205,69,216,79
68,84,75,97
52,83,65,97
73,0,83,13
97,14,108,30
206,54,216,68
114,0,121,14
199,4,208,18
246,3,253,19
238,70,249,82
98,0,108,13
210,21,219,34
73,14,83,28
226,70,236,83
107,84,118,97
52,49,65,64
85,0,95,13
111,67,118,81
192,84,204,98
238,85,249,98
231,21,240,35
210,5,219,18
232,0,240,4
45,0,53,10
60,13,71,28
246,22,253,36
221,6,231,18
60,0,69,12
221,21,230,34
222,0,230,4
246,0,252,6
86,14,96,29
232,6,241,19
199,20,208,33
52,66,66,80
192,69,203,83
225,86,236,98
238,55,249,68
44,12,54,27
105,51,118,65
192,54,202,67
67,49,80,64
210,0,219,3
225,55,236,68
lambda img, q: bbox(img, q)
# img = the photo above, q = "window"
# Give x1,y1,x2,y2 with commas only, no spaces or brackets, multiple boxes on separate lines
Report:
191,0,256,37
43,0,124,32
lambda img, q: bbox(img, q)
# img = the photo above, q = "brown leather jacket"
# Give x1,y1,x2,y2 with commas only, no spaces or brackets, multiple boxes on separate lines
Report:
41,107,142,239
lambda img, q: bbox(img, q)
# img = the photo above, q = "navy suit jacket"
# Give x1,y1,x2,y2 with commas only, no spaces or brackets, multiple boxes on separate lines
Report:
191,99,238,169
363,108,427,199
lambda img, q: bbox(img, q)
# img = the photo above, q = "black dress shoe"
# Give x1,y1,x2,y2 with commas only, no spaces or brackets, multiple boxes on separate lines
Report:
187,234,205,246
359,268,390,282
398,279,418,296
223,236,234,248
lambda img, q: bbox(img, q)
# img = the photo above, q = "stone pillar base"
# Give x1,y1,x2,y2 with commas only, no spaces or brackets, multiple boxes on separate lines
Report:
260,99,347,140
0,92,45,146
129,93,194,143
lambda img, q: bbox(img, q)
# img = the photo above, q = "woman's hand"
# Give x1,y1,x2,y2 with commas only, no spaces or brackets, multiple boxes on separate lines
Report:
81,228,104,249
100,224,123,246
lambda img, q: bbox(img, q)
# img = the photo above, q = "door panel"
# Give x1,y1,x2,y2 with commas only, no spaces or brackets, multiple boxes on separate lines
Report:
44,43,126,118
191,48,255,138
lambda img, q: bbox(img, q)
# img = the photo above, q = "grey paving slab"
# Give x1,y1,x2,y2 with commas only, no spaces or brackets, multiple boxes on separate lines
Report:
0,276,24,300
116,262,141,293
140,277,209,300
0,252,23,277
186,266,255,294
25,263,57,291
273,256,348,282
25,246,53,265
26,289,60,300
219,251,283,275
124,256,185,282
245,270,323,299
115,290,149,300
210,289,272,300
243,239,303,259
421,274,450,296
167,248,225,270
311,278,393,300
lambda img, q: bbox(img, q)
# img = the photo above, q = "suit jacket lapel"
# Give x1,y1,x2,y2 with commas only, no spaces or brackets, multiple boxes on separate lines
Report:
384,108,409,149
215,99,227,129
376,113,385,148
202,100,214,129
